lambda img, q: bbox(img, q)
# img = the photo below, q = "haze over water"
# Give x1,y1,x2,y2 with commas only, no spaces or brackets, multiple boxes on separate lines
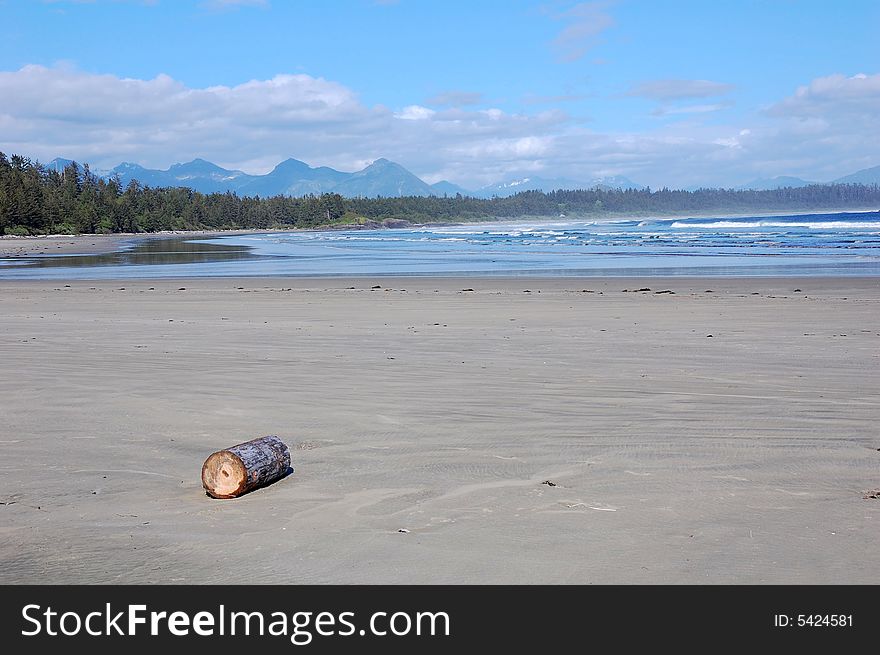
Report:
2,211,879,279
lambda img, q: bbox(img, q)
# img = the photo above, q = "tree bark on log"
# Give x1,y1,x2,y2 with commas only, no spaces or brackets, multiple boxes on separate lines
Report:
201,435,291,499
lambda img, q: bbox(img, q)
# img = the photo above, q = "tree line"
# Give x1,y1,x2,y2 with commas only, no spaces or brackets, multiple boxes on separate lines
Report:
2,152,879,236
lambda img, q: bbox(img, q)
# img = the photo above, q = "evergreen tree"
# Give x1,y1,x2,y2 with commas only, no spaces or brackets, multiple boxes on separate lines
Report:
0,150,878,236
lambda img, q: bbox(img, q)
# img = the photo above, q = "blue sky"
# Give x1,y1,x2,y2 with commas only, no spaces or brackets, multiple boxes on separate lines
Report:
1,0,878,188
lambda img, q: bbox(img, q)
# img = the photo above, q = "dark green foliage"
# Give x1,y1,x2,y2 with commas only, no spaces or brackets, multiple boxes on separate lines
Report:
1,151,879,235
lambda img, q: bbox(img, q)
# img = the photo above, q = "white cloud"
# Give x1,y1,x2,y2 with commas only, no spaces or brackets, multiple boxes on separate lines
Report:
628,79,735,101
651,102,733,116
747,72,880,180
0,64,375,172
766,72,880,118
1,65,877,189
425,90,484,107
550,2,616,63
394,105,436,120
712,136,741,149
632,80,736,125
448,136,554,160
0,65,565,182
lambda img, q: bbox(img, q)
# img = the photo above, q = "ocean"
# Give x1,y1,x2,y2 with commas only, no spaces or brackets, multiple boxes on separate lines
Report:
2,210,880,279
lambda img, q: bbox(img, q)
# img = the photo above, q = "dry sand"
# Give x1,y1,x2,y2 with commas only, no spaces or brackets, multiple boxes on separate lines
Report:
0,276,878,584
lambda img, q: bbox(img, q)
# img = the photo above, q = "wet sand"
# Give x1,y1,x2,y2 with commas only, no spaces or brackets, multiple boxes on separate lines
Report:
0,229,269,258
0,276,878,584
0,234,135,257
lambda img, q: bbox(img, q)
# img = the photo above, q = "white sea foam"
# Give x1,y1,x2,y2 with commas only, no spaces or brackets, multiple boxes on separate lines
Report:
671,220,880,230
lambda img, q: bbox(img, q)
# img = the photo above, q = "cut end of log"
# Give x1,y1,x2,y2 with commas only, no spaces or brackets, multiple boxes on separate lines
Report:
201,451,248,499
201,435,291,499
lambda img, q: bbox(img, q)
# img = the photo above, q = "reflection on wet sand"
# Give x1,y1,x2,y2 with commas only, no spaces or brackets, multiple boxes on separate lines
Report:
7,236,259,269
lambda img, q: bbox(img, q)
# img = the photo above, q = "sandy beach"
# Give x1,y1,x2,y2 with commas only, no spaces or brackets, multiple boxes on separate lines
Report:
0,234,136,258
1,276,878,584
0,230,270,258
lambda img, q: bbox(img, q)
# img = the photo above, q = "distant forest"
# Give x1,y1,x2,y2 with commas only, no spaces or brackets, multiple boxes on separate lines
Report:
2,151,879,235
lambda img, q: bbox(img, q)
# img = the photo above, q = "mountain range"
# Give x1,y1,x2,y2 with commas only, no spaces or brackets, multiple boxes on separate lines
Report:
41,156,642,199
735,176,816,191
475,174,643,196
41,156,880,198
736,166,880,190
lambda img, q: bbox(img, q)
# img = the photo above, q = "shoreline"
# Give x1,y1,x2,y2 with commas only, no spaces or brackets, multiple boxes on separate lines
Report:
2,205,878,259
0,229,275,258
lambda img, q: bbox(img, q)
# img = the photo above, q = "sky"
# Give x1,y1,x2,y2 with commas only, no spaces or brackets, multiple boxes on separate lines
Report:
0,0,878,189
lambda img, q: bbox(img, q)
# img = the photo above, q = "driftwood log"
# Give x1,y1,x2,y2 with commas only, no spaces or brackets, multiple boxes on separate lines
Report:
201,435,291,499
